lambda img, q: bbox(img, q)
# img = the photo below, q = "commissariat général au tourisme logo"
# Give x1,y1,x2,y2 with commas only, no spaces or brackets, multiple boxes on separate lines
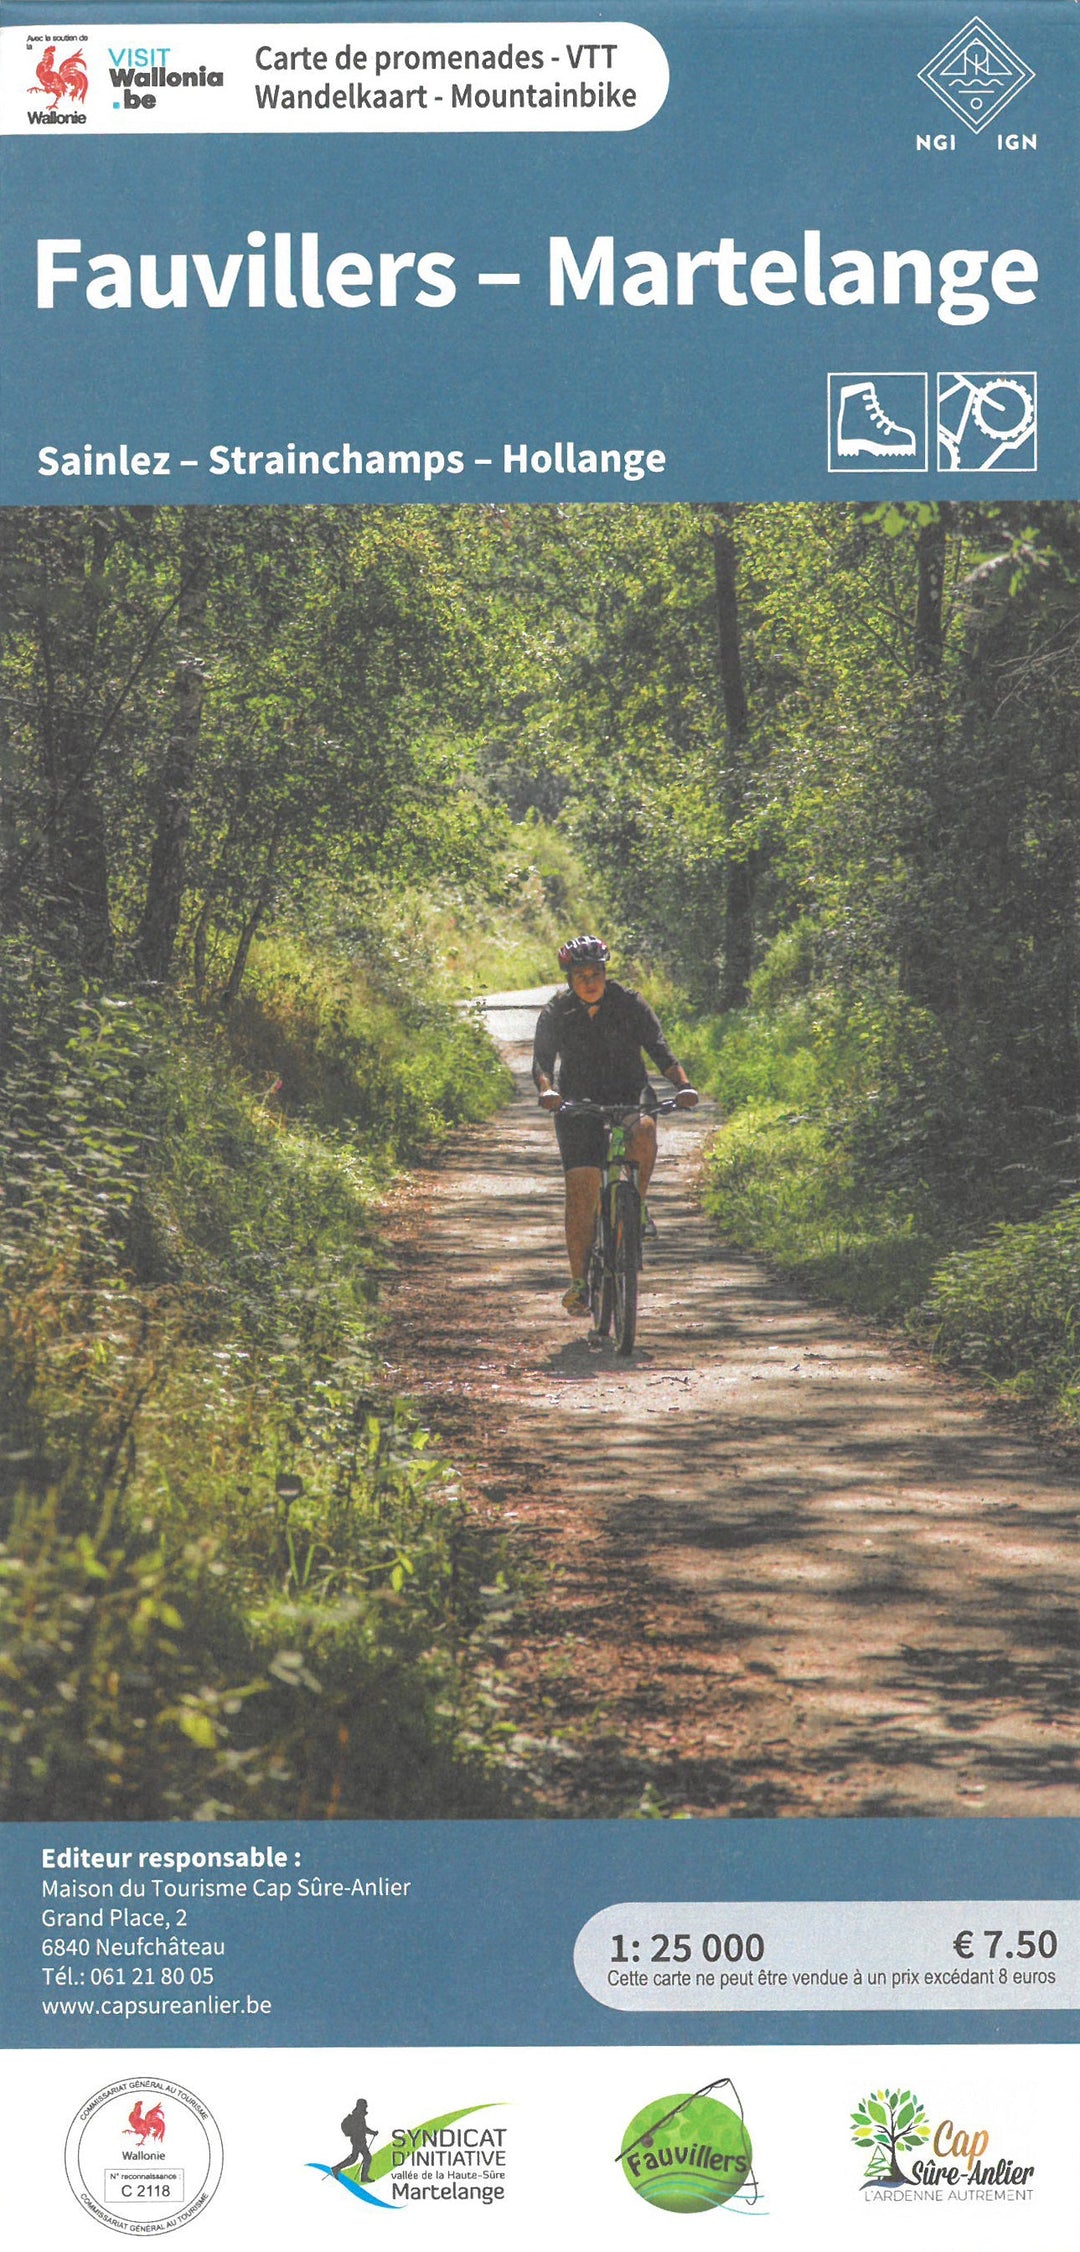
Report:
65,2077,223,2233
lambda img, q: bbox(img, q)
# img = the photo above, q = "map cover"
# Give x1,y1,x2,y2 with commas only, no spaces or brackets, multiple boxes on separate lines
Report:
0,3,1076,2244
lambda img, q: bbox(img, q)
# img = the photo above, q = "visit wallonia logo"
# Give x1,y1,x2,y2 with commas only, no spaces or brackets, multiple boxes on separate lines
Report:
20,28,225,124
851,2085,1036,2202
309,2095,508,2210
618,2077,760,2215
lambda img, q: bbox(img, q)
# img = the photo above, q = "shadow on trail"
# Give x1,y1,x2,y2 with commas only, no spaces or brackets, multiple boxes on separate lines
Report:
383,1046,1080,1818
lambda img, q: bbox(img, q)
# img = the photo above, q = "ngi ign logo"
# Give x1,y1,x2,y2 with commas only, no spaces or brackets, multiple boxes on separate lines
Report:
918,17,1035,134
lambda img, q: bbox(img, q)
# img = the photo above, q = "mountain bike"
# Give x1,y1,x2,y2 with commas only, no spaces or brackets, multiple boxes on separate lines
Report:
557,1096,687,1356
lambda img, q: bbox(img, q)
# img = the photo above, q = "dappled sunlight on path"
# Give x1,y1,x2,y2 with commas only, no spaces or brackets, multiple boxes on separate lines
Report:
382,1003,1079,1819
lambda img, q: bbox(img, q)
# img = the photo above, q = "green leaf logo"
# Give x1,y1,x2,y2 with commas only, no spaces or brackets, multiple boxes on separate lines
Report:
850,2088,929,2185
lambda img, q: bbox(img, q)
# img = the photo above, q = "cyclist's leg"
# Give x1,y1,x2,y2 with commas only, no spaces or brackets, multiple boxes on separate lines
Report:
565,1166,602,1282
624,1113,658,1198
554,1110,606,1302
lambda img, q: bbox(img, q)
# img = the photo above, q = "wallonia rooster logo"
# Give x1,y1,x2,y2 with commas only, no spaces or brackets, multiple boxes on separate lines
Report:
127,2101,166,2145
29,45,89,109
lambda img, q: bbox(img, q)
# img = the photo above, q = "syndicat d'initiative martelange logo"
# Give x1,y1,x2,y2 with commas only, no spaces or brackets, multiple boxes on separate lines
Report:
309,2090,509,2209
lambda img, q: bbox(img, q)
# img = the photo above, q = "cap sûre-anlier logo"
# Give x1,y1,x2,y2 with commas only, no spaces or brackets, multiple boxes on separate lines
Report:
28,42,88,109
851,2084,1037,2202
918,17,1034,134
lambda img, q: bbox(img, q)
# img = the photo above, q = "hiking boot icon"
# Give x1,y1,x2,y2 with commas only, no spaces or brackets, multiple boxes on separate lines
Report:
828,374,927,472
836,380,918,458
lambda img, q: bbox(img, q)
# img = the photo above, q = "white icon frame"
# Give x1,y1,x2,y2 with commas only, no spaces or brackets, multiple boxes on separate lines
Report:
936,370,1038,473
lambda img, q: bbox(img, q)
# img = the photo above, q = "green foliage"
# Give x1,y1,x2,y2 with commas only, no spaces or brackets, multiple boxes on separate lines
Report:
0,931,517,1818
682,980,942,1316
693,969,1080,1402
703,1099,941,1321
0,506,508,988
228,926,510,1155
484,499,1080,1225
345,818,611,998
917,1196,1080,1421
0,1498,263,1818
850,2088,929,2180
7,492,1080,1806
689,998,824,1113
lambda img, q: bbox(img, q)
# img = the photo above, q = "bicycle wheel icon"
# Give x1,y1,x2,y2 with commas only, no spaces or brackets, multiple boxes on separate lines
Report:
937,372,1037,471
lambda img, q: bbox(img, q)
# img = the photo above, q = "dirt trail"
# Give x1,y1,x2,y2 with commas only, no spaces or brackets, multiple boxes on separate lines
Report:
383,994,1079,1817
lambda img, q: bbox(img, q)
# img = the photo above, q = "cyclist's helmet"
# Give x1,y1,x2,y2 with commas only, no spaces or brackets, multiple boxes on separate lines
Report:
558,934,610,977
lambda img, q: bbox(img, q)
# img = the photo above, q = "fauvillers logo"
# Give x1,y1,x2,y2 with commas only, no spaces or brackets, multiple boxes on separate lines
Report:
28,43,88,108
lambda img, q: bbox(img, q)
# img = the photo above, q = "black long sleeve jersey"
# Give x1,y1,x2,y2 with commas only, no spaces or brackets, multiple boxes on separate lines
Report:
531,980,679,1104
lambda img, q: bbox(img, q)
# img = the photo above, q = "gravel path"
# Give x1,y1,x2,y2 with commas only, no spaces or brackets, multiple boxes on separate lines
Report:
382,996,1079,1818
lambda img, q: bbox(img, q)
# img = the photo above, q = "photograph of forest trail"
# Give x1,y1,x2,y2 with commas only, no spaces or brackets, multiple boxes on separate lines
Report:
2,500,1077,1822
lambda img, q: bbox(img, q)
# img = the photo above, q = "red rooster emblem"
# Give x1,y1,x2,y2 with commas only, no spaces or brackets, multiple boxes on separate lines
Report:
31,46,89,109
127,2101,166,2145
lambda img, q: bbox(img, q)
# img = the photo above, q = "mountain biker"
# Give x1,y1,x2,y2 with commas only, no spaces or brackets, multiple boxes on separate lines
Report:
532,936,699,1314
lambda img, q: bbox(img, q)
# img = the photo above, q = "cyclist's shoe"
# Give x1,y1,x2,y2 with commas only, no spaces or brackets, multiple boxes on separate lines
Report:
561,1278,592,1316
642,1204,658,1240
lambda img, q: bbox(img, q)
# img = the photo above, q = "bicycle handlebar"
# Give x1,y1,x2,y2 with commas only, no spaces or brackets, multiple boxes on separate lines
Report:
554,1093,696,1118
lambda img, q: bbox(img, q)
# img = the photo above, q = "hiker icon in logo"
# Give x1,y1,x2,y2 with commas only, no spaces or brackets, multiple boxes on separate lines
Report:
333,2096,378,2183
828,374,927,472
309,2094,509,2207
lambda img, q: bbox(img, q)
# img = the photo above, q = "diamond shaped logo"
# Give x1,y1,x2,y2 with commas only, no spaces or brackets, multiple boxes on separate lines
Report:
918,16,1034,134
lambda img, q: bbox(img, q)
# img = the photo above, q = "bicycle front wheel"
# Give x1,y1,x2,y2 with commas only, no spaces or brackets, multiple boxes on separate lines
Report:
588,1203,613,1335
613,1179,640,1355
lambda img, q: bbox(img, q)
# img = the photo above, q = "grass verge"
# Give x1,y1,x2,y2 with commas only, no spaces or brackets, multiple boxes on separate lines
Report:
0,931,517,1820
667,974,1080,1431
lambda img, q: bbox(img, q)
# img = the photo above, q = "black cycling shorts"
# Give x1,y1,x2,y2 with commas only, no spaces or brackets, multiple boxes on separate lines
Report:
554,1099,648,1174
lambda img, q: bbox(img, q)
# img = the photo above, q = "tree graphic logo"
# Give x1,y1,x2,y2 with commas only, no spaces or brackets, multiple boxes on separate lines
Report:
851,2088,930,2187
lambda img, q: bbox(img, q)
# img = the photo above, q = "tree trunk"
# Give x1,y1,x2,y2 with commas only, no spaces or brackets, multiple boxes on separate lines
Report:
914,512,947,674
134,510,211,983
220,810,286,1008
1043,824,1080,1121
37,517,115,971
190,800,246,998
45,735,114,972
220,901,266,1009
192,895,213,999
712,504,755,1009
